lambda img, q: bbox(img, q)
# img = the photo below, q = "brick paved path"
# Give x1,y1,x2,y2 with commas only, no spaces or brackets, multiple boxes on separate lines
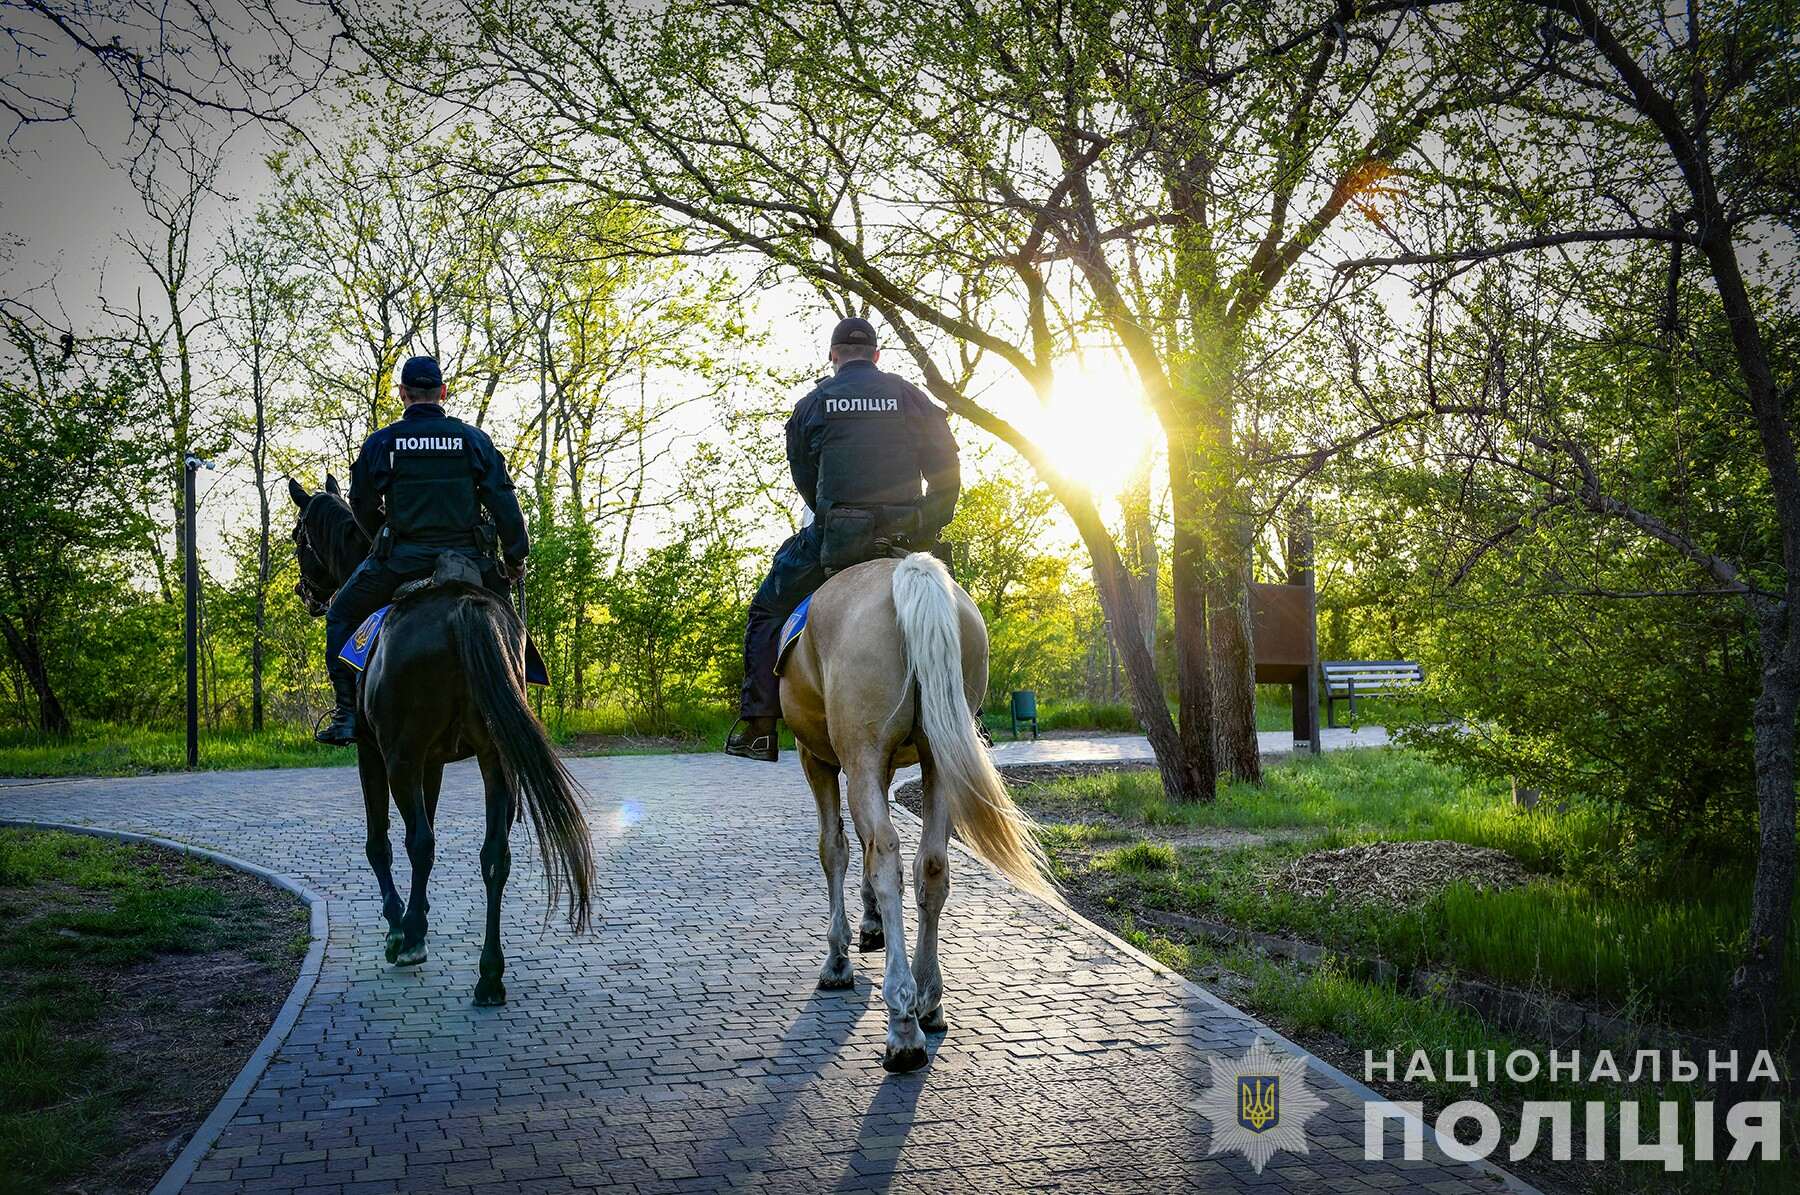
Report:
2,747,1517,1194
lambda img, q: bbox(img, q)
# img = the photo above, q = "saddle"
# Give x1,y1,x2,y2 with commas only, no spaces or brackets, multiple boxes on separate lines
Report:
774,538,957,676
394,551,486,601
339,552,550,685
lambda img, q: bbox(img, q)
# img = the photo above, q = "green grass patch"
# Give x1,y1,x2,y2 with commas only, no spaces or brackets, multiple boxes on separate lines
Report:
1033,748,1616,874
0,703,767,775
1118,922,1799,1192
0,721,351,777
1094,840,1180,873
0,829,306,1191
1040,749,1795,1034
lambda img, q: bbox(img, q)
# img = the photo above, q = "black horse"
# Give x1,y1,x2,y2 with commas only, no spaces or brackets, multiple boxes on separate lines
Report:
288,476,593,1005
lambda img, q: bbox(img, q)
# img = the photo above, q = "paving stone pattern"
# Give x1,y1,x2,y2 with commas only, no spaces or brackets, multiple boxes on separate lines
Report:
3,743,1509,1193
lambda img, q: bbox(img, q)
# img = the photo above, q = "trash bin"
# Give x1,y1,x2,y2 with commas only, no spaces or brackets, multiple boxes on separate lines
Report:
1009,690,1038,740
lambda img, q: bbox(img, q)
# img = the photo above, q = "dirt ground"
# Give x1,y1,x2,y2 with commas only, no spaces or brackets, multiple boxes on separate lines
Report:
1,837,307,1194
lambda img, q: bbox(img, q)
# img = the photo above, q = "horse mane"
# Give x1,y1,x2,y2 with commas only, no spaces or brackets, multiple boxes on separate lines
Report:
309,494,372,585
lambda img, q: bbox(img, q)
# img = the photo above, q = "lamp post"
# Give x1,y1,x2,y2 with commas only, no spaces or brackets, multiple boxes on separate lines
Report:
184,454,215,770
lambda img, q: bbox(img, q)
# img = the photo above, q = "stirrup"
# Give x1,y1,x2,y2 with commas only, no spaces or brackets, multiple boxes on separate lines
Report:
724,717,779,763
314,708,357,746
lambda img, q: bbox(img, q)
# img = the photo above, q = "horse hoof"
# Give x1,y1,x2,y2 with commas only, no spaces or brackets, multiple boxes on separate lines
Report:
472,981,507,1007
918,1006,947,1034
858,928,885,952
384,931,404,964
394,942,427,967
817,960,854,991
882,1044,928,1074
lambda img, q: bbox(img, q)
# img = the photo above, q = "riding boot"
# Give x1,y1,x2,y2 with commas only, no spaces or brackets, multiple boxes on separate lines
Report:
317,658,359,746
725,716,779,763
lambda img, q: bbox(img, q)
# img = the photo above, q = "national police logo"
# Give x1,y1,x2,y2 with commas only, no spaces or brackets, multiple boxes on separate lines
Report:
1192,1039,1326,1173
1238,1075,1279,1132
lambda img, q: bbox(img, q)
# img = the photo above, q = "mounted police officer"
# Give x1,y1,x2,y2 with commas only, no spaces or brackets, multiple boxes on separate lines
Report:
315,356,529,746
725,317,961,762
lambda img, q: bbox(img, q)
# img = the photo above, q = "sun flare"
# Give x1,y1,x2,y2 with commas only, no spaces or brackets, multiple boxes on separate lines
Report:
1036,352,1161,500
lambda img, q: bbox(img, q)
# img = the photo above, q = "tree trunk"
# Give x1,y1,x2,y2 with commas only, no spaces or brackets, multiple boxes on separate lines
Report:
1087,537,1211,803
0,615,70,737
1122,463,1158,657
1209,556,1262,783
1706,238,1800,1081
1166,442,1218,801
1729,599,1800,1080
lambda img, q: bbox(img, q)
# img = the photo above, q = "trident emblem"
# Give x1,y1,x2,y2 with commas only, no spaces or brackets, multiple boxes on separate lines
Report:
1237,1075,1280,1133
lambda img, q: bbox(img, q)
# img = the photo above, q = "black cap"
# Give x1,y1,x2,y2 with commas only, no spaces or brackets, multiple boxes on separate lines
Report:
399,356,443,389
829,317,878,348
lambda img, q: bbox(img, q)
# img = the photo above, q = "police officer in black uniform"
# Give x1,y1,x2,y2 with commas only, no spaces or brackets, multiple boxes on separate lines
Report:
315,356,530,745
725,317,961,762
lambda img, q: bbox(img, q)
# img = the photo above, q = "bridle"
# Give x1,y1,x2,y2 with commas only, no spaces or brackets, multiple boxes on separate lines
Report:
292,505,338,617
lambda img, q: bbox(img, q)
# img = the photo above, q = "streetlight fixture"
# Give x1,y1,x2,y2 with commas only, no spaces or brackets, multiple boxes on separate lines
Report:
184,454,215,770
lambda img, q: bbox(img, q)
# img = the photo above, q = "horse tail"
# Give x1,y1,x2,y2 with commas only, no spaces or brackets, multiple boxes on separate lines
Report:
890,553,1053,899
451,596,595,932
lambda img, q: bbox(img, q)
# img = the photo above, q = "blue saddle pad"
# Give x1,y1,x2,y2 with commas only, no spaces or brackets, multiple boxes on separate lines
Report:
338,605,392,672
337,603,550,686
774,594,811,676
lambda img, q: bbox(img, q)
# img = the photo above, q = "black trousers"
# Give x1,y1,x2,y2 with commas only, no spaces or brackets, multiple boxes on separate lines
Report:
324,545,506,711
739,524,826,718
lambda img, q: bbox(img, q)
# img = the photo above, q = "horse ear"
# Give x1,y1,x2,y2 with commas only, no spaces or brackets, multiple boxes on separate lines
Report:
325,473,342,497
287,478,309,509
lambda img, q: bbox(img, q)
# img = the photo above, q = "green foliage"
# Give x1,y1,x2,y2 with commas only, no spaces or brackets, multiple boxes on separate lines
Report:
0,331,159,734
597,531,749,732
1315,272,1780,862
1044,750,1793,1032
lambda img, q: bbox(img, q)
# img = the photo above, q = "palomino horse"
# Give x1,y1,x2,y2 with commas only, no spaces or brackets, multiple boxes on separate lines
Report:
782,551,1050,1072
288,477,594,1005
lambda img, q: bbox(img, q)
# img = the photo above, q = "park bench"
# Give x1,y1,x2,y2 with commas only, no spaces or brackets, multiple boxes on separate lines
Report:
1322,660,1422,728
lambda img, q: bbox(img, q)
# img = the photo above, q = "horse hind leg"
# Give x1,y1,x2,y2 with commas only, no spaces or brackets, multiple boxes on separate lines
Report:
857,761,895,953
357,748,405,960
845,758,925,1073
801,749,853,990
473,750,512,1006
390,757,436,967
911,749,952,1035
857,879,884,951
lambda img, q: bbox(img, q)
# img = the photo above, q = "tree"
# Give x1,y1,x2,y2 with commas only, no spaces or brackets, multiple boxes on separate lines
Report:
109,137,226,602
0,318,155,734
344,0,1544,800
213,219,304,730
1330,0,1798,1074
0,0,333,145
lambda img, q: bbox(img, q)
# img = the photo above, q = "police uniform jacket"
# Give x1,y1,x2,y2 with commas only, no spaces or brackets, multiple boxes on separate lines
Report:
785,360,960,535
348,403,529,564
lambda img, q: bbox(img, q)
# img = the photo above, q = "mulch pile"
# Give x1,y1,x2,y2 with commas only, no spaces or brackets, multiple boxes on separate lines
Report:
1273,839,1530,907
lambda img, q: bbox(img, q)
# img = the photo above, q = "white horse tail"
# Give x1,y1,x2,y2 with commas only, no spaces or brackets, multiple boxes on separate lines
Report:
891,552,1053,899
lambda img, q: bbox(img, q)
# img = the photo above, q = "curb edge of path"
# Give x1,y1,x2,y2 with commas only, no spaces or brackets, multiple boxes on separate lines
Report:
885,799,1542,1195
0,817,329,1195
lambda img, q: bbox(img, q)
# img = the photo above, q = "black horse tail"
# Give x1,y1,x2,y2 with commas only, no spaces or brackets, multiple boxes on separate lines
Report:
451,596,595,933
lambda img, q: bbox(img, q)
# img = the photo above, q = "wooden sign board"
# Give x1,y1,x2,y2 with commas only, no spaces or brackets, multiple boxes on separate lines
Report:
1250,581,1320,751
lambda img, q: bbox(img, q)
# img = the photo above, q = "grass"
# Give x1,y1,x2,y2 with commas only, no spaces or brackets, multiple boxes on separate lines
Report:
0,829,307,1192
0,722,352,778
1033,749,1793,1035
1118,921,1799,1193
2,681,1411,778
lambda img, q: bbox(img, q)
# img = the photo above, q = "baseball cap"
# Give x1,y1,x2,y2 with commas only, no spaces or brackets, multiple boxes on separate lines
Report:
829,317,878,348
399,356,443,389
